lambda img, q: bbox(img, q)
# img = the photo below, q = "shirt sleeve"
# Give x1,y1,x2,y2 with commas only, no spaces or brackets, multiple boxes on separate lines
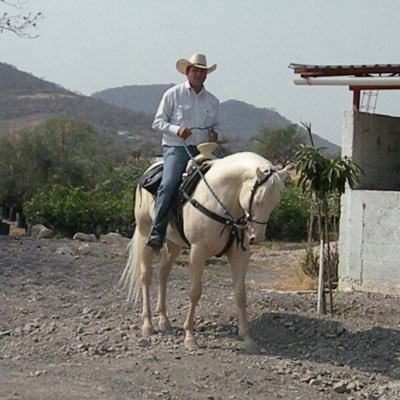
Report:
212,99,221,140
152,91,180,137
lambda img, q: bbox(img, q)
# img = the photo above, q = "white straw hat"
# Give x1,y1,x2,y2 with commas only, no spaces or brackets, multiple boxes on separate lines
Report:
176,53,217,75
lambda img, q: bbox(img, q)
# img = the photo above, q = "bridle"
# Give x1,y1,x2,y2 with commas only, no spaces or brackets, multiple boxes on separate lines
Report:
246,169,276,225
179,143,277,255
182,139,276,228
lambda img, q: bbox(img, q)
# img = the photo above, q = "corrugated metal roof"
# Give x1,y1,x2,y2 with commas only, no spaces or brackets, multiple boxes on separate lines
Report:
289,63,400,77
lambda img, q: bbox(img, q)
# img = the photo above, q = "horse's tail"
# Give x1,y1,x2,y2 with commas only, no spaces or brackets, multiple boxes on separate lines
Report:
118,227,142,305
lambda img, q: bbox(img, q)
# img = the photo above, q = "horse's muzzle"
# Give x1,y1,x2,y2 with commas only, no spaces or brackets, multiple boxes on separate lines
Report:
247,223,264,244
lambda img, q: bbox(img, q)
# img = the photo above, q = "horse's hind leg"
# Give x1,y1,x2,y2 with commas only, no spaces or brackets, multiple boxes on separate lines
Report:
156,241,182,332
227,249,260,354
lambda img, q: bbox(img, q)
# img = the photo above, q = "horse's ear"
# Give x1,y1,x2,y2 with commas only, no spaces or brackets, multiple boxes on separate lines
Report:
277,163,293,182
256,167,265,180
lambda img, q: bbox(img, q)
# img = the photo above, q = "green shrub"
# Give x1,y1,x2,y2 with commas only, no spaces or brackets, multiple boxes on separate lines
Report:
267,180,311,241
23,183,135,237
23,160,148,237
23,184,69,229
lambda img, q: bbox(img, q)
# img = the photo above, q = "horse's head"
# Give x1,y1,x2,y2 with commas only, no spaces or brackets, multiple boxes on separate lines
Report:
240,164,290,244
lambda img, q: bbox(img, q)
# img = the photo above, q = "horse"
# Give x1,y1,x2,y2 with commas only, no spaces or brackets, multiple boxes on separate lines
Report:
119,151,290,352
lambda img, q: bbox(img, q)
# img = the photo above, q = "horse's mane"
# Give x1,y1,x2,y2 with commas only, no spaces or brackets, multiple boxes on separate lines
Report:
205,152,277,184
208,152,273,170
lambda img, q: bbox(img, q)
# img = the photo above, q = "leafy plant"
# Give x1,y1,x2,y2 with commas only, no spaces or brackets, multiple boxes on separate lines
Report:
267,179,311,241
23,160,148,237
0,117,112,215
293,141,363,314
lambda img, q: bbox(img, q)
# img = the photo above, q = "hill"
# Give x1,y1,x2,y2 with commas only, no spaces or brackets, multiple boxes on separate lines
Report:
0,63,157,160
93,85,341,155
92,84,174,115
0,63,340,158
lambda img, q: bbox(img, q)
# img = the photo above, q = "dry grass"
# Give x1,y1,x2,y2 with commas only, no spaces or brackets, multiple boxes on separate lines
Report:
274,264,317,291
9,224,26,237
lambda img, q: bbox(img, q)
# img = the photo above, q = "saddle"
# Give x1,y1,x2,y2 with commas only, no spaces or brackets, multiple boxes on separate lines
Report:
138,160,213,246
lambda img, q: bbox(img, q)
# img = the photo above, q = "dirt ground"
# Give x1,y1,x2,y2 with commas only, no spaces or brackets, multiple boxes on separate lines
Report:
1,233,400,400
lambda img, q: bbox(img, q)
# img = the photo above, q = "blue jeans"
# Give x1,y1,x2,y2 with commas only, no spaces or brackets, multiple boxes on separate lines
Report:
149,145,198,242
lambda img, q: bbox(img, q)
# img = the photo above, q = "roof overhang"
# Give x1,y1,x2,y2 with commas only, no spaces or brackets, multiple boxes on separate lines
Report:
289,63,400,109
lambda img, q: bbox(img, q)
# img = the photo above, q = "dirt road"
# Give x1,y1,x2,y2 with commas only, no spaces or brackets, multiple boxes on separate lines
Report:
1,236,400,399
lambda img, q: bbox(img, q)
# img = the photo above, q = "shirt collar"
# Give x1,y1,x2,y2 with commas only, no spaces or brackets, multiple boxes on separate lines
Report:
184,80,205,95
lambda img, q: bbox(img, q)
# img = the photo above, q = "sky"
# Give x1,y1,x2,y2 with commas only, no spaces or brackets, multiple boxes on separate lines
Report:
1,0,400,146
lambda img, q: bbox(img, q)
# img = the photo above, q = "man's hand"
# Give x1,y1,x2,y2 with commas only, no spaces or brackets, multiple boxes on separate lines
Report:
208,129,218,143
177,127,192,140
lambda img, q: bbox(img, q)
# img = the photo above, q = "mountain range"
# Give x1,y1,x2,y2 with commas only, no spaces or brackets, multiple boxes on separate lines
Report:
0,62,340,157
92,84,340,154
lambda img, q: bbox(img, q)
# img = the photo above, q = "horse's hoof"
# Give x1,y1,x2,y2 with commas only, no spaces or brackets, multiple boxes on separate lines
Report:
158,318,172,332
142,325,154,338
242,337,261,355
184,337,198,349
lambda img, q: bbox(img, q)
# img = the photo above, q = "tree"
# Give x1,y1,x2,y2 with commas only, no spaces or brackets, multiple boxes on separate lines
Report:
0,0,41,38
255,124,307,165
294,140,362,314
0,117,113,215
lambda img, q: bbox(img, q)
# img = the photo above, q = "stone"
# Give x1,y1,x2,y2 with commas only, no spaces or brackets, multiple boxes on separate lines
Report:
73,232,97,242
30,224,54,239
138,338,151,347
99,232,130,246
333,380,348,394
55,246,75,256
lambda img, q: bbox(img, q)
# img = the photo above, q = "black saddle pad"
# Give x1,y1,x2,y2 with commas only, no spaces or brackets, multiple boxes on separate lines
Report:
138,163,163,196
138,160,213,247
139,161,212,200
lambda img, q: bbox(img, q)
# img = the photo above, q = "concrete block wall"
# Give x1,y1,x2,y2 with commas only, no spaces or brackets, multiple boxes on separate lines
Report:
338,190,400,294
346,112,400,190
339,111,400,294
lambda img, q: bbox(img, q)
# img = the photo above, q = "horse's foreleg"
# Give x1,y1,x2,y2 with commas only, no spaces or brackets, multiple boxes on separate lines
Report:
156,241,182,332
183,246,206,348
141,247,155,337
228,249,260,354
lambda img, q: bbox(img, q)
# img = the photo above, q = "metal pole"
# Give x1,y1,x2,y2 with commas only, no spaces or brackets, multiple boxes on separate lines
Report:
317,239,325,314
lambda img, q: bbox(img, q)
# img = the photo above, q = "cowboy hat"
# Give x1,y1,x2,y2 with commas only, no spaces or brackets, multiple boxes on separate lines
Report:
176,53,217,75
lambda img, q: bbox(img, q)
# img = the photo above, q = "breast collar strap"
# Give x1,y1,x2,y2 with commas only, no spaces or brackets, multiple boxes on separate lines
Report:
183,192,247,228
180,168,276,255
181,191,248,256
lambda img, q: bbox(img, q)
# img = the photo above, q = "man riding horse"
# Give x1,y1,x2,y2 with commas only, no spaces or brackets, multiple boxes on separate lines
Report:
146,53,220,251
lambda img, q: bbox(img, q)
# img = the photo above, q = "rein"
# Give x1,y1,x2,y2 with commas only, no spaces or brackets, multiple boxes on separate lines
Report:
181,139,276,254
182,138,247,255
182,134,239,226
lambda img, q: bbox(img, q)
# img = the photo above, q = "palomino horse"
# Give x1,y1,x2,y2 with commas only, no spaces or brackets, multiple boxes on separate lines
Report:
120,151,290,352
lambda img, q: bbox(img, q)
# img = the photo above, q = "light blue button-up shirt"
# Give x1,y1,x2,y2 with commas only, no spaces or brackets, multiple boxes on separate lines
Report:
152,81,220,146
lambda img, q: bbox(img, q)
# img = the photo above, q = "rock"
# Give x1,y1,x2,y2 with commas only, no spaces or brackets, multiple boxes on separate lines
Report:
94,310,106,319
138,338,151,347
32,370,46,377
55,246,75,256
392,367,400,378
30,224,54,239
309,378,322,386
73,232,97,242
82,307,92,315
333,380,348,394
99,232,130,246
77,243,91,255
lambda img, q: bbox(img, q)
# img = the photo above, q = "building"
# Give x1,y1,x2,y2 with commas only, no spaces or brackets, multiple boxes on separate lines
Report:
290,64,400,294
